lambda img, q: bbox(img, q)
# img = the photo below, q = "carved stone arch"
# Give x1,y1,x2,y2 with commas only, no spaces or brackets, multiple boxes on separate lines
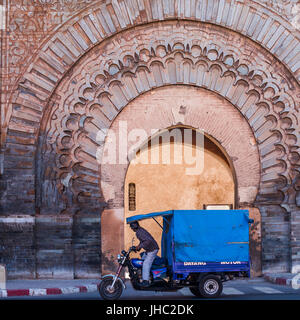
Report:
26,21,298,274
42,24,299,206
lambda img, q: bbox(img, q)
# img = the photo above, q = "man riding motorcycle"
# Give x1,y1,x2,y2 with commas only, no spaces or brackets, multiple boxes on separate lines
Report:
130,221,159,287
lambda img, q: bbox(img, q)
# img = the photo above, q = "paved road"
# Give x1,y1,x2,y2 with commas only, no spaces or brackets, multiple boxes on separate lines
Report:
2,278,300,300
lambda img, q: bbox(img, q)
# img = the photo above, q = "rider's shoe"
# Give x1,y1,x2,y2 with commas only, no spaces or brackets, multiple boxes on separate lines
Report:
139,280,150,287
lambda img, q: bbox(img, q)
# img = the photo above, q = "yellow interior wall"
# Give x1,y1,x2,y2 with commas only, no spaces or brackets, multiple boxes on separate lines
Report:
124,133,235,256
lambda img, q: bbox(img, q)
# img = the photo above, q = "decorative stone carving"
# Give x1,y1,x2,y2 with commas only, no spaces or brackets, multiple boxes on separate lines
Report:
1,0,95,132
3,0,300,144
254,0,300,25
35,22,299,217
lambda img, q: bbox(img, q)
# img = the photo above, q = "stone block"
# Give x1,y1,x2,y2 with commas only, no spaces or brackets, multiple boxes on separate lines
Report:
35,215,74,279
0,216,35,279
73,214,101,278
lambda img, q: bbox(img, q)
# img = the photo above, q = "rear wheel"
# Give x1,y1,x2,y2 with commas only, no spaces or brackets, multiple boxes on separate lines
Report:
198,275,223,298
98,278,123,300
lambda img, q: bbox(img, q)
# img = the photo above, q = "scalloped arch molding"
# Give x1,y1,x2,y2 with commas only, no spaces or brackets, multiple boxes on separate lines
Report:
1,1,300,276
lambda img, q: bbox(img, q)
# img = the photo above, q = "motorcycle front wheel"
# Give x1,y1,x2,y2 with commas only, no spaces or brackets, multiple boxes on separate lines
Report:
98,278,123,300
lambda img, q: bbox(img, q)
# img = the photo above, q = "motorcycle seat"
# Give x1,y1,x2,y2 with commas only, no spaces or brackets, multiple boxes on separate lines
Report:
152,257,167,267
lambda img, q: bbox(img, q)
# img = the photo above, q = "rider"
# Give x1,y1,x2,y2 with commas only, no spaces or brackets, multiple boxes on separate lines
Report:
130,221,159,287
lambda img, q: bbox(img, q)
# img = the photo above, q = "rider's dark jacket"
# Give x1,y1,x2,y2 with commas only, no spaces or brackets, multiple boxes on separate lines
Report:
136,227,159,252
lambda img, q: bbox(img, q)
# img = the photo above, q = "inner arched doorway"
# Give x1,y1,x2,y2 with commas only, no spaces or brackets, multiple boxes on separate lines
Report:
124,127,236,257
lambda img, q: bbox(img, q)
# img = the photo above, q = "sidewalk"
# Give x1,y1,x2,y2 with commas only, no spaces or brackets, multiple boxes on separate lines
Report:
1,274,299,298
264,273,300,288
0,279,100,298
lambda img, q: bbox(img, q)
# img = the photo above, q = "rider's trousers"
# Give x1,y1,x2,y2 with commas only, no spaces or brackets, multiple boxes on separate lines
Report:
142,249,159,281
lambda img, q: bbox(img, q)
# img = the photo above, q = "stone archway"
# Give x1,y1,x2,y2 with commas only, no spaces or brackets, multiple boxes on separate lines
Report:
34,20,298,275
38,21,297,214
1,10,299,277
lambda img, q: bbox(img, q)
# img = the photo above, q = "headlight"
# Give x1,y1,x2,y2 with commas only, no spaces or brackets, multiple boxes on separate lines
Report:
117,254,124,263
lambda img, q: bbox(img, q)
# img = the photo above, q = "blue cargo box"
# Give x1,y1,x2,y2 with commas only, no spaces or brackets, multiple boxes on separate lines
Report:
165,210,251,275
127,209,252,275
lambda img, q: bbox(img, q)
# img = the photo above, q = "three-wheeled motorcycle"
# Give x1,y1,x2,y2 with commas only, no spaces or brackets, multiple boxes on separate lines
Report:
98,209,253,300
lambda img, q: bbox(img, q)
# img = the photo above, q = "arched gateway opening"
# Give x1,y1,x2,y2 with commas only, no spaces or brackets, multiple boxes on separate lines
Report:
124,127,235,256
100,85,262,276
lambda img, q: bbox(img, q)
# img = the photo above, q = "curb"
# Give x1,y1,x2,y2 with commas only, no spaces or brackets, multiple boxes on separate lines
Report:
263,274,300,288
0,283,99,298
264,274,290,286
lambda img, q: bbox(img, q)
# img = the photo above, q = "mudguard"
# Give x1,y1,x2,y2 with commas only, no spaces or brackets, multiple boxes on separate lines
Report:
101,274,126,289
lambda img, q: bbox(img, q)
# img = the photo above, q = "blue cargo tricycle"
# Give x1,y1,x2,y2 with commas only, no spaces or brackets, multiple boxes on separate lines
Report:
98,209,253,300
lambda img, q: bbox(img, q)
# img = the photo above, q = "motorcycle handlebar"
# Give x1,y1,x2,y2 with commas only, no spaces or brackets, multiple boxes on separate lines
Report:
129,246,137,252
121,246,137,256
